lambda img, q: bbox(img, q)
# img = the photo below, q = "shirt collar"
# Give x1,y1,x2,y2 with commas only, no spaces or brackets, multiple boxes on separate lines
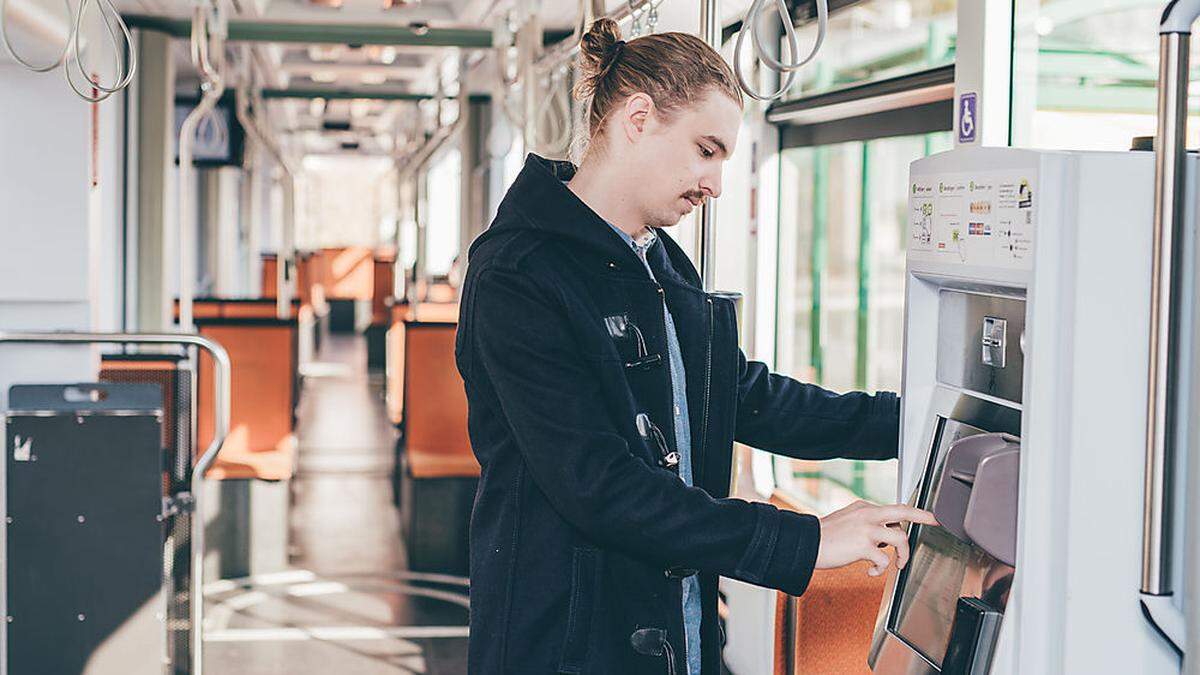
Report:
605,221,657,254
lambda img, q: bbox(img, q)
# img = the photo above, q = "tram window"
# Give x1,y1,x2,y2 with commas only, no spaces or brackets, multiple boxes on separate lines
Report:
425,148,462,276
773,131,952,512
502,135,524,194
780,0,957,101
298,157,398,248
1013,0,1200,150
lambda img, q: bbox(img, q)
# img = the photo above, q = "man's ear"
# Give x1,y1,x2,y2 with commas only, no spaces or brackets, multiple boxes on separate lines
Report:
619,93,655,143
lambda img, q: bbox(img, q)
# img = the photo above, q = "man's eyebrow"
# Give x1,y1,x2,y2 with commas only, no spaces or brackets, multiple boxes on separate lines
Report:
702,135,729,157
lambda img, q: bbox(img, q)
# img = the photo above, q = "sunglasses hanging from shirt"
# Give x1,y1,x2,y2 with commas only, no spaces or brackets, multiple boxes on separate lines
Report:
605,313,663,370
636,412,680,471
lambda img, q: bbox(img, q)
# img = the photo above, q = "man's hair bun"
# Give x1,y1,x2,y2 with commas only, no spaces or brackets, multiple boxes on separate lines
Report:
573,18,624,101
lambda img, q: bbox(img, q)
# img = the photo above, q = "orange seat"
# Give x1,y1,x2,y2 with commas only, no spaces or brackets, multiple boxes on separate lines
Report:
403,320,478,479
372,252,396,327
385,302,458,427
406,447,481,479
324,246,375,301
426,282,457,304
196,318,298,481
99,354,187,497
221,299,298,319
773,496,888,675
262,252,320,310
174,297,298,321
409,302,459,323
386,301,410,426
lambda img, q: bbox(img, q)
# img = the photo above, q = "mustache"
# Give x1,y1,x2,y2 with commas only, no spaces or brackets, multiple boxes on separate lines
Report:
682,190,705,202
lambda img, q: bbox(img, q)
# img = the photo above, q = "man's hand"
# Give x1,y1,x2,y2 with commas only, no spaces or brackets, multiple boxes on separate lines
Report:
815,501,938,577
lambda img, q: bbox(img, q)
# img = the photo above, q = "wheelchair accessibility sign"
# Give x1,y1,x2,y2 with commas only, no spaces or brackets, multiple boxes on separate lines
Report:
959,92,978,144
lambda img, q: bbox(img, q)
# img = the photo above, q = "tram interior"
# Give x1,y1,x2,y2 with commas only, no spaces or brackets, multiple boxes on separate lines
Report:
4,0,1200,673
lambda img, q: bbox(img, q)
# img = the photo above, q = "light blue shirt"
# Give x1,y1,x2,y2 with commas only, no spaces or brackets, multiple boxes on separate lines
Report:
609,224,703,675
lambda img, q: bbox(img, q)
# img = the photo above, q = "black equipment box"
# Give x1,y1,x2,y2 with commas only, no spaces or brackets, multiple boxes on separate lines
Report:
5,383,166,674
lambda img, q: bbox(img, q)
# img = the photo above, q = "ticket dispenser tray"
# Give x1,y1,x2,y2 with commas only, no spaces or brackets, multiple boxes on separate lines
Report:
935,433,1020,568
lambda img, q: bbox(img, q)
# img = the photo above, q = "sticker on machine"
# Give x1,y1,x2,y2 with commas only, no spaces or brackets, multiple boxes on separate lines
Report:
12,435,33,462
908,169,1036,271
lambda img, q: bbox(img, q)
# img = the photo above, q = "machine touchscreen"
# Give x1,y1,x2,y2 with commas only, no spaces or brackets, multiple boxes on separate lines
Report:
890,418,1016,668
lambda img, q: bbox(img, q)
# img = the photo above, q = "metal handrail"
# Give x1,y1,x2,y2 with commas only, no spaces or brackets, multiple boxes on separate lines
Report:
0,331,231,674
1141,0,1200,656
698,0,720,291
1144,21,1188,602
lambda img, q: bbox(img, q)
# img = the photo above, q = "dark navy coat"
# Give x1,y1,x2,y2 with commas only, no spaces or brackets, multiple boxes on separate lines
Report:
455,155,899,674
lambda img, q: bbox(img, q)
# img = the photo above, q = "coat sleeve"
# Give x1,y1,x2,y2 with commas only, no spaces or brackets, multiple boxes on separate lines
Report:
734,351,899,461
464,266,822,597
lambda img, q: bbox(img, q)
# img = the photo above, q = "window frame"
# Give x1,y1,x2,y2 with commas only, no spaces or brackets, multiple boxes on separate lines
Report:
764,1,957,507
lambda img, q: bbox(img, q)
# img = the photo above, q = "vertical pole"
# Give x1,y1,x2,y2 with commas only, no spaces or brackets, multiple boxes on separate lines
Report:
278,172,296,319
518,13,543,155
855,142,871,390
698,0,720,291
809,146,827,383
851,142,871,498
953,0,1014,147
240,147,256,295
1143,32,1190,598
400,157,410,296
249,149,265,296
136,30,175,331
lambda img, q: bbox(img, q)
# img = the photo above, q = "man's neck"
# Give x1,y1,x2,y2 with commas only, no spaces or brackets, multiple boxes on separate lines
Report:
566,158,651,241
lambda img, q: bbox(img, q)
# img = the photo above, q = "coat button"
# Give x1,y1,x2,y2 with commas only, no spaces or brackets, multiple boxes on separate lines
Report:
635,413,653,438
608,262,617,269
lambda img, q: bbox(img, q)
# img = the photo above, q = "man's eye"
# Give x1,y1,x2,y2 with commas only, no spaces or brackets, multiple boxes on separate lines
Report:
699,145,714,159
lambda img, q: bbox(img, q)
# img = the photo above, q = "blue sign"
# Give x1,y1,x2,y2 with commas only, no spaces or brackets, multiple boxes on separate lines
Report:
958,92,978,144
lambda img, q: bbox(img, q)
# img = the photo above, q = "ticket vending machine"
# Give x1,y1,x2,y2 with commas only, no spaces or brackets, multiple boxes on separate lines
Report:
869,147,1192,674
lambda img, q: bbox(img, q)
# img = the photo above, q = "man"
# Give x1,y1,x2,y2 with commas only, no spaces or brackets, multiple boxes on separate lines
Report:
455,19,935,675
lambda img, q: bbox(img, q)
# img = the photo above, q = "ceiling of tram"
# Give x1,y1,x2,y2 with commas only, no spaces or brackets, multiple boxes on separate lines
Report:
12,0,753,158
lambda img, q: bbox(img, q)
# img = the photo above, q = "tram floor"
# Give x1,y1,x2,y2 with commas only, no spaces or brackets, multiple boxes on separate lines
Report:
203,334,470,674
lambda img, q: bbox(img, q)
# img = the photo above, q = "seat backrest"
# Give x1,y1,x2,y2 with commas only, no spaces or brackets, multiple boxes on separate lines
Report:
326,246,375,300
410,302,459,323
403,321,471,461
372,255,395,326
261,254,278,298
773,561,886,674
174,298,297,321
386,302,409,426
196,318,298,481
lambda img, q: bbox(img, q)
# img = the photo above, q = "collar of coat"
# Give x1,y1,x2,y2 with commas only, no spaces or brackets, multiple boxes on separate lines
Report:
480,153,703,291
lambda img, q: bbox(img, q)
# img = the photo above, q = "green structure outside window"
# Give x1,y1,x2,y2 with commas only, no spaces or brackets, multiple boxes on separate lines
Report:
774,131,952,512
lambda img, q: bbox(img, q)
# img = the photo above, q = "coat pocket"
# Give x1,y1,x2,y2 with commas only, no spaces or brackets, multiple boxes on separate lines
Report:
558,546,600,674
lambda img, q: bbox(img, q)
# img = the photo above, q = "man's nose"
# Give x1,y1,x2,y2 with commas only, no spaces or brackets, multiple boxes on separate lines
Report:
699,171,722,199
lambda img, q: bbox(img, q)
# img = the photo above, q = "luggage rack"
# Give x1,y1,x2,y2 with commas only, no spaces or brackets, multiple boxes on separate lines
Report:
0,331,231,675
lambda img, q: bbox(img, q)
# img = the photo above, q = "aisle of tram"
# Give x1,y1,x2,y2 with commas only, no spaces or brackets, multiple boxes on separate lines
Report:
203,334,469,675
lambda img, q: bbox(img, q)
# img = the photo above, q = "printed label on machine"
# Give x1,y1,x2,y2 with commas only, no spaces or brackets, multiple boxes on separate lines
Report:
909,169,1036,271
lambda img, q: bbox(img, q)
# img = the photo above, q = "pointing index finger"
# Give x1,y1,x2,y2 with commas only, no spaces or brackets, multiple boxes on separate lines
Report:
874,505,938,526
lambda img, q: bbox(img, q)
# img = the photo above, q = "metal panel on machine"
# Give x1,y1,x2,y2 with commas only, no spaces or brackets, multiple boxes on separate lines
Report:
5,383,166,674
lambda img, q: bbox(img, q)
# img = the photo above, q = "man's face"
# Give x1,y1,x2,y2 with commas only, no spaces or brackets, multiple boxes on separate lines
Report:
613,88,742,229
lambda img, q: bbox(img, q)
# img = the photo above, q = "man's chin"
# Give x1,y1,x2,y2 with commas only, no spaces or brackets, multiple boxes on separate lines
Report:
651,211,688,229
